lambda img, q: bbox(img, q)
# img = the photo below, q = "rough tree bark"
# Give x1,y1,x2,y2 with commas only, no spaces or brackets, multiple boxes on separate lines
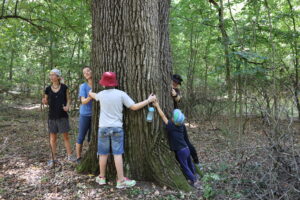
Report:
78,0,190,191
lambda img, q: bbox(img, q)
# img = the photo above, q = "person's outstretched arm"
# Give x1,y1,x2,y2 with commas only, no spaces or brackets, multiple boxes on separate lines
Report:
63,88,71,112
129,94,156,111
153,100,168,124
81,96,93,104
88,91,96,99
80,85,93,104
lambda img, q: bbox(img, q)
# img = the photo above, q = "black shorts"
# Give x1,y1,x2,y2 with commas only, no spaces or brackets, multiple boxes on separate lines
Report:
48,118,70,134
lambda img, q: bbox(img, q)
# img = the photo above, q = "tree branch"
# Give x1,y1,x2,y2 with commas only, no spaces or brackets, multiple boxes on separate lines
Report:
0,15,43,30
240,56,265,65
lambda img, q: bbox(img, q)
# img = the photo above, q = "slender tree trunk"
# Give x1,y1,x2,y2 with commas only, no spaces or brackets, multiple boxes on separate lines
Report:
41,57,46,95
209,0,232,114
186,25,196,120
238,61,244,118
228,0,244,118
9,47,14,81
1,0,6,17
287,0,300,119
46,1,54,70
264,0,278,119
79,0,190,191
203,33,212,96
204,55,208,96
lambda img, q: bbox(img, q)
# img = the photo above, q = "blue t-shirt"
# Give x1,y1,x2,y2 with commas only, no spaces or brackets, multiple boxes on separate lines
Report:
165,120,188,151
79,82,92,116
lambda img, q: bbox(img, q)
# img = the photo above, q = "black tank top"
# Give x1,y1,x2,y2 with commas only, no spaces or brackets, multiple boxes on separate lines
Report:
45,84,69,119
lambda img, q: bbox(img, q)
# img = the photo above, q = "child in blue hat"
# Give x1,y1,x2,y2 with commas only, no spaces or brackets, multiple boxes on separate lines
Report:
153,100,200,188
171,74,203,172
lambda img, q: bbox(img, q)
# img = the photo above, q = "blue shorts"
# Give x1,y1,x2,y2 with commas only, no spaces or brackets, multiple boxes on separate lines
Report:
97,127,124,155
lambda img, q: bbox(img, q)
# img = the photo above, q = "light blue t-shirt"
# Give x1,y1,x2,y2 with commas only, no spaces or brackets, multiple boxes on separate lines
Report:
79,82,92,116
95,89,135,127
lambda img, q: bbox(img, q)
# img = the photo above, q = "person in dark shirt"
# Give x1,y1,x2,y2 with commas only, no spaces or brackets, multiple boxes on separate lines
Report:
171,74,183,109
153,100,200,188
42,69,76,167
171,74,203,171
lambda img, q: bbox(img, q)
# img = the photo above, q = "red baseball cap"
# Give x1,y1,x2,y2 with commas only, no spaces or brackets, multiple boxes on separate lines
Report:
99,72,118,87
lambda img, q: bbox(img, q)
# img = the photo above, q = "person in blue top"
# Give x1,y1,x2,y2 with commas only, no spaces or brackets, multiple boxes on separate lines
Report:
153,100,200,188
76,66,93,163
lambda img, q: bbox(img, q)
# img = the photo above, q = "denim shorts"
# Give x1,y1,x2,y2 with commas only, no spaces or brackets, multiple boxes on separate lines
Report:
97,127,124,155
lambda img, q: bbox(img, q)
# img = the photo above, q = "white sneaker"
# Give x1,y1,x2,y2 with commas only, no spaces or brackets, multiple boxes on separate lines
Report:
95,176,106,185
116,177,136,189
67,155,76,162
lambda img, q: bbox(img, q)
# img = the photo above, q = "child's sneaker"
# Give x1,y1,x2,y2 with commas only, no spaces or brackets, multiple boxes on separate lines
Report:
192,180,202,190
47,160,58,168
67,155,77,162
95,176,106,185
195,163,204,177
116,177,136,189
76,157,82,164
196,163,203,170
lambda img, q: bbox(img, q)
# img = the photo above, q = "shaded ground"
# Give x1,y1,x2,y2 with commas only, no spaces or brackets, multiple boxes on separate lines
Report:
0,103,202,200
1,101,299,199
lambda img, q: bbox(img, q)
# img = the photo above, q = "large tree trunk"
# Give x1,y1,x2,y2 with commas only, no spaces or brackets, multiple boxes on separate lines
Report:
79,0,190,191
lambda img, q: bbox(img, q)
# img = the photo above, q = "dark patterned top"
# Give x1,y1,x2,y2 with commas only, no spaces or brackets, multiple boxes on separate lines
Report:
45,84,68,119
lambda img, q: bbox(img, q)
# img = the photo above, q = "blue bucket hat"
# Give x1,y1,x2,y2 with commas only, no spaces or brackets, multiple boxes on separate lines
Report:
173,109,185,125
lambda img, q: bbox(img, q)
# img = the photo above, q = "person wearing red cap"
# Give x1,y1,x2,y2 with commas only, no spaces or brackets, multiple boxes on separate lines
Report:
89,72,156,189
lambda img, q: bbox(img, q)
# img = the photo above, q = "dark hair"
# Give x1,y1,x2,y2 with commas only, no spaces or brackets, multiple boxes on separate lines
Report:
82,66,91,70
172,74,183,84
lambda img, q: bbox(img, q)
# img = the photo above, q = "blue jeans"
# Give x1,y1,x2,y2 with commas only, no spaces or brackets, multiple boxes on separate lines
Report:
176,147,196,183
77,115,91,144
97,127,124,155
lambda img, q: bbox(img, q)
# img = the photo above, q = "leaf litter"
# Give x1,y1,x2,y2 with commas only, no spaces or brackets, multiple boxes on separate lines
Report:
0,103,203,199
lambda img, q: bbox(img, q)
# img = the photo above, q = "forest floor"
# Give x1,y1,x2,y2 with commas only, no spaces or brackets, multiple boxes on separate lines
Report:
0,100,299,200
